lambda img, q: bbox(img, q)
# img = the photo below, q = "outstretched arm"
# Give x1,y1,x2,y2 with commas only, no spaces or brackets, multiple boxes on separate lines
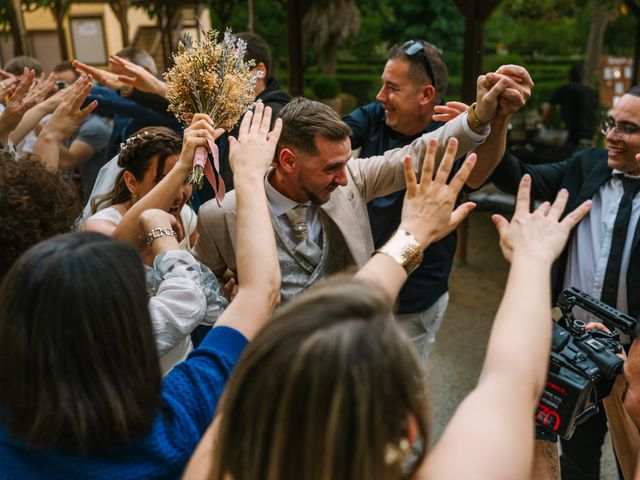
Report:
32,75,96,172
85,114,223,248
355,137,477,304
211,103,282,340
419,176,591,480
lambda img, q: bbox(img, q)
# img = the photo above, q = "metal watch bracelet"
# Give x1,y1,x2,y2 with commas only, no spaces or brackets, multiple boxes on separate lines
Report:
145,227,177,246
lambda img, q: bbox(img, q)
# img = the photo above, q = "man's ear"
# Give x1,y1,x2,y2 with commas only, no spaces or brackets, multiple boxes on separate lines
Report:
418,83,436,107
635,153,640,171
123,170,137,194
278,147,297,174
255,62,267,79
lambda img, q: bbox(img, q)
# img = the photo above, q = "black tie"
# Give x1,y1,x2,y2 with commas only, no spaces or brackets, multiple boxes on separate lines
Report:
601,176,640,308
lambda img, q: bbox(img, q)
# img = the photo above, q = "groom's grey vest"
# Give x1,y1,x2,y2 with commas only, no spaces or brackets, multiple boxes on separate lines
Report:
272,209,353,302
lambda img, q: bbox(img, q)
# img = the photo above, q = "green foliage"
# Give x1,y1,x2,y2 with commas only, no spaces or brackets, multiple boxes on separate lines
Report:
604,7,637,57
0,0,15,31
502,0,581,21
221,0,287,76
310,75,341,98
485,2,592,56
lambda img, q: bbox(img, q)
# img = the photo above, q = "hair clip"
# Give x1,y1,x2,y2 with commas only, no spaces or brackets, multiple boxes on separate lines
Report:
119,131,152,154
384,438,411,465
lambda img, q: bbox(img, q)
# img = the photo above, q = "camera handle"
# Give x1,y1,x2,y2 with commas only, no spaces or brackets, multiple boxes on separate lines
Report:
574,404,599,426
574,389,600,427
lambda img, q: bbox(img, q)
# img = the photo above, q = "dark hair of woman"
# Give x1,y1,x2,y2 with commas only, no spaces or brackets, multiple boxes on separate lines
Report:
0,232,162,450
91,126,182,213
0,152,81,279
211,277,430,480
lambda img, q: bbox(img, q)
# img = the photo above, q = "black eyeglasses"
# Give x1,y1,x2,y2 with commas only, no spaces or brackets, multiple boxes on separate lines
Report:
403,40,436,88
601,117,640,140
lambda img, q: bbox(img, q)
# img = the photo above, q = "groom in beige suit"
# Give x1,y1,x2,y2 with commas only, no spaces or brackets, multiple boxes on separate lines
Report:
194,82,506,302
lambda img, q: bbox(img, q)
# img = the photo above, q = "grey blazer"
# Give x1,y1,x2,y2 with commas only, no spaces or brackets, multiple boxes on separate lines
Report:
193,113,485,276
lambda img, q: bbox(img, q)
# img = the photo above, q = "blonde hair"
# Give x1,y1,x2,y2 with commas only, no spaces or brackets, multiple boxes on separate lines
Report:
211,277,430,480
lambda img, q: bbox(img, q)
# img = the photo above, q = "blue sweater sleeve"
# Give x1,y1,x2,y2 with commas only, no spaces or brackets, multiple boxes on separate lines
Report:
87,85,180,129
0,326,248,479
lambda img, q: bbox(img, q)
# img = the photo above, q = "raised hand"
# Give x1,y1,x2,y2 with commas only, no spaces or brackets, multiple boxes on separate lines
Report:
473,75,509,128
40,74,97,141
0,76,19,97
433,101,469,123
26,72,58,106
484,64,534,117
72,59,131,93
229,102,282,176
0,68,36,140
492,175,592,263
399,137,477,247
109,55,168,97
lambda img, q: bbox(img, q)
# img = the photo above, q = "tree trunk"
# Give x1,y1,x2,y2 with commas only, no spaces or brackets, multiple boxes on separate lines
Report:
319,39,337,76
583,0,611,87
247,0,255,32
286,0,304,96
10,0,30,56
53,3,69,60
109,0,131,47
158,5,180,70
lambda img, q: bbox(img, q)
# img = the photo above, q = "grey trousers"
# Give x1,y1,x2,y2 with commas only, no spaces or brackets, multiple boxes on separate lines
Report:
396,292,449,367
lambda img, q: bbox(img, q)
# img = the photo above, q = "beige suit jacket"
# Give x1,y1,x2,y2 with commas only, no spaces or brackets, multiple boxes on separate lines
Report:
193,114,485,276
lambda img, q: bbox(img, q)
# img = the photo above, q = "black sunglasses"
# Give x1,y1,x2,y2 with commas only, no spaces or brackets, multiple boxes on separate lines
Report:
403,40,437,88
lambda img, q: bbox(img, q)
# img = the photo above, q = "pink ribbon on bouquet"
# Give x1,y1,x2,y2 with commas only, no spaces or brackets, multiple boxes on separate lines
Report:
194,139,225,204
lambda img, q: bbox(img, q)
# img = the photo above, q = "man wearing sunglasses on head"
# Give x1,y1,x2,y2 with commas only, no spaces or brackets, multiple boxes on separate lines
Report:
491,86,640,480
343,40,532,366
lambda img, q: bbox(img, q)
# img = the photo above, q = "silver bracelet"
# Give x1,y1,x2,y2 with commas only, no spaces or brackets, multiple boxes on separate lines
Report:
145,227,177,246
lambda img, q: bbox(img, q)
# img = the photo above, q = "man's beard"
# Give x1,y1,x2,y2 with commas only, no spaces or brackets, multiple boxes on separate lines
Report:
301,185,329,205
299,177,334,205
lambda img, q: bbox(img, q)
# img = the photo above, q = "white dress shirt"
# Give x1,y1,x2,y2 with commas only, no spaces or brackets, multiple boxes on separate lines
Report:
564,170,640,322
264,173,322,244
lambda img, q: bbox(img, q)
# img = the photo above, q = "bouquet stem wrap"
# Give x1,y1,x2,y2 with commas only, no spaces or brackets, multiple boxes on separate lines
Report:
194,141,225,204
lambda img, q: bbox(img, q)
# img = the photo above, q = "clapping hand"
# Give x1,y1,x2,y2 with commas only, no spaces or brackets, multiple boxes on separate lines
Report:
492,175,591,263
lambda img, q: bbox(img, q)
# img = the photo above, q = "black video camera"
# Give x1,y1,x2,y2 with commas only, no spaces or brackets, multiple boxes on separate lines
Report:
535,288,636,439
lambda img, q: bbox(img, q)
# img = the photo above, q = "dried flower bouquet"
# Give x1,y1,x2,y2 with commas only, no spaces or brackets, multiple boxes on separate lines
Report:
165,29,256,194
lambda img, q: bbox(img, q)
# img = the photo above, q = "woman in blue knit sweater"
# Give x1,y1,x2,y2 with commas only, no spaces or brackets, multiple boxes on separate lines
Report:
0,104,282,479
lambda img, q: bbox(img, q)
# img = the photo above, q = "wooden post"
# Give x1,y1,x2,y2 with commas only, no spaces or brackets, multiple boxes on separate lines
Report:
286,0,304,96
452,0,500,264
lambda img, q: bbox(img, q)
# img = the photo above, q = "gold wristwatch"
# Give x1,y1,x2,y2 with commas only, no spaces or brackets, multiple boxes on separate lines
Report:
467,102,488,129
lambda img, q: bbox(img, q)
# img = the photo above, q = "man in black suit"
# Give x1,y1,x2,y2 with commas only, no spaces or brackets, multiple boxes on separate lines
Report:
491,86,640,480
